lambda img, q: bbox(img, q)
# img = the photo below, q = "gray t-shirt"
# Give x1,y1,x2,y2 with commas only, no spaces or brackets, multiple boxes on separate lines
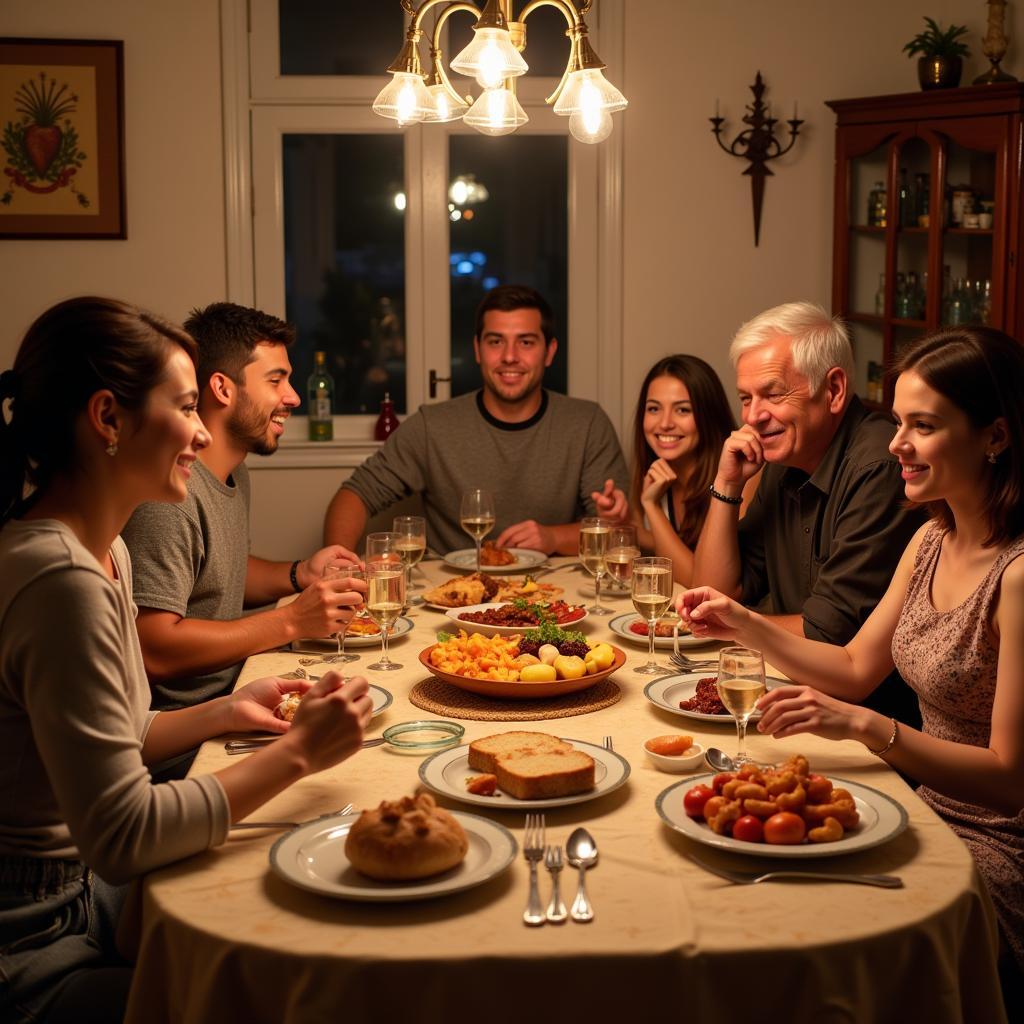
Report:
121,460,250,710
343,390,629,554
0,519,228,881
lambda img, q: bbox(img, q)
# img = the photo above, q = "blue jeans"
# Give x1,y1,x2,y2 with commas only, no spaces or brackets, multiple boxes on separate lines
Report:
0,855,131,1023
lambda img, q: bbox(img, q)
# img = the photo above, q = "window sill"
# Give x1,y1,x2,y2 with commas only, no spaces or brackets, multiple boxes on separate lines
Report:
245,418,382,470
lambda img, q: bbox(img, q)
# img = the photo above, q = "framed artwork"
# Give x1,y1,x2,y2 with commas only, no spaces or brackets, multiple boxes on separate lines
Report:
0,38,125,239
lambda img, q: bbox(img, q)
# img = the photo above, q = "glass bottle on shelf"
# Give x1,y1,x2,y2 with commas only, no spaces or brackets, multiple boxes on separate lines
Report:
898,168,914,228
867,181,887,226
306,350,334,441
979,279,992,324
919,271,929,320
374,392,401,441
874,273,885,315
914,173,930,227
894,272,907,317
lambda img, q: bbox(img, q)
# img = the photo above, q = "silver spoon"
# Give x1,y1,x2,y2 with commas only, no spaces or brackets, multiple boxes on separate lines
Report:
565,827,598,922
704,747,775,773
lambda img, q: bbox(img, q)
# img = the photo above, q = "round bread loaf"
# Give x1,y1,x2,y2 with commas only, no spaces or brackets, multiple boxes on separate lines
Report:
345,793,468,880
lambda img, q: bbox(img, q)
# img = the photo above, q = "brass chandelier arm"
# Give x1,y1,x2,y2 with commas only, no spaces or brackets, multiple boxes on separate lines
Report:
517,0,580,27
429,2,485,101
407,0,481,34
517,0,585,106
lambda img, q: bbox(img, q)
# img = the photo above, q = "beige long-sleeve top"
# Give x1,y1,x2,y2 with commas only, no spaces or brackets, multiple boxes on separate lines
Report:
0,519,229,885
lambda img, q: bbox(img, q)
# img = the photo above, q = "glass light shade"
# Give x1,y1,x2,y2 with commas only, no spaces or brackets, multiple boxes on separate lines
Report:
422,82,469,122
450,27,528,90
463,88,529,136
553,68,628,116
372,72,432,125
569,107,614,144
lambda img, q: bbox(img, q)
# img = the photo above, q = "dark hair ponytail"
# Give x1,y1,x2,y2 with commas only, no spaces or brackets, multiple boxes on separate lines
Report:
1,297,196,524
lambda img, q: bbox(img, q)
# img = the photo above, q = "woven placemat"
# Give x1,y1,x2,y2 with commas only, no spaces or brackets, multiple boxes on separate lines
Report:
408,677,620,721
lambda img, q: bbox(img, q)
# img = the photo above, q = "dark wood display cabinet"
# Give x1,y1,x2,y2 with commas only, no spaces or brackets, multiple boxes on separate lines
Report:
827,83,1024,405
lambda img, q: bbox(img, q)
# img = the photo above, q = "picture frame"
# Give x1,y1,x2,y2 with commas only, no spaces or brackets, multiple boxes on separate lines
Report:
0,38,125,239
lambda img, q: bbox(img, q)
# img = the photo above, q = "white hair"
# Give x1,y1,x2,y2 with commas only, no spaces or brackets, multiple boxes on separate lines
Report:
729,302,854,393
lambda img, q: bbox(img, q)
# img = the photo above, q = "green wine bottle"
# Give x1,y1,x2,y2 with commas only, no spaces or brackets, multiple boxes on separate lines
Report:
307,350,334,441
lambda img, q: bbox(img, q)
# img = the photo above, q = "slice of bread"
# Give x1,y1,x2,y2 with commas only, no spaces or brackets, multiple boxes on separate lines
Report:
468,731,571,772
494,749,596,800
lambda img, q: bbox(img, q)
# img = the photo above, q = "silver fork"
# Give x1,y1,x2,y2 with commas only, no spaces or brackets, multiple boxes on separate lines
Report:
689,856,902,888
544,845,568,923
669,651,715,672
523,813,546,926
603,735,614,751
231,801,355,832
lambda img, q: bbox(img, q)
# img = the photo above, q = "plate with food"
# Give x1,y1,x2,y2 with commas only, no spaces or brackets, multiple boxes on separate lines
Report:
419,732,631,810
421,572,563,611
275,684,393,721
608,612,716,650
444,601,588,635
269,795,516,901
420,628,625,699
443,545,547,574
290,615,414,651
655,758,908,858
643,672,788,723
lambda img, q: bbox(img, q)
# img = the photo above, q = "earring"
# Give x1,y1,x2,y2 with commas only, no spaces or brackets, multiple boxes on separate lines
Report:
105,442,118,457
987,451,998,464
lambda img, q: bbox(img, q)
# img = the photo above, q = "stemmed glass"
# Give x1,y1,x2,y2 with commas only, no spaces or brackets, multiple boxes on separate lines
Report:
365,559,406,671
716,646,767,765
631,556,673,674
604,524,640,593
321,564,364,664
365,531,399,564
393,515,427,597
460,490,495,572
579,517,613,615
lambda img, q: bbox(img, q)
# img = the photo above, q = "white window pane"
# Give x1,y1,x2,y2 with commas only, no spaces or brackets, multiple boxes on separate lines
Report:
279,0,406,76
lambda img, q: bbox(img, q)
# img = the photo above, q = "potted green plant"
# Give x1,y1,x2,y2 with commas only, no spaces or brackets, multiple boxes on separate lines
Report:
903,17,971,90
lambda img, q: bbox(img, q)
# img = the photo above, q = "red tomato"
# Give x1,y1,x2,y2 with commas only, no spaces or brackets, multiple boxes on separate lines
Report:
732,815,765,843
711,771,737,794
683,784,715,819
764,812,807,845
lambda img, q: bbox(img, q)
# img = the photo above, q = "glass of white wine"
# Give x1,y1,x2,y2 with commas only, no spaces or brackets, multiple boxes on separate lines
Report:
321,564,364,664
579,516,613,615
365,531,399,564
631,555,673,674
460,489,495,573
365,559,406,671
393,515,427,597
604,524,640,594
716,646,767,765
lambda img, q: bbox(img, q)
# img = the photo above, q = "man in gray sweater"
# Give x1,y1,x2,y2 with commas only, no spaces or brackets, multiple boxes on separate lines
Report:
324,286,629,555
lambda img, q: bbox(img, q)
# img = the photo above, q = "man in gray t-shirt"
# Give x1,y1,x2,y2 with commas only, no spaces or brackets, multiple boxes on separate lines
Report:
122,304,362,713
324,285,629,555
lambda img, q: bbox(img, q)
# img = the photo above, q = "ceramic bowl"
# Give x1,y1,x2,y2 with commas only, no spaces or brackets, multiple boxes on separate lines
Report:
643,738,705,773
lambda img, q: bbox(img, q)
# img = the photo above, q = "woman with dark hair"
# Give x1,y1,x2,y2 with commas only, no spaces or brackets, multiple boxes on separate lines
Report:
0,297,371,1023
678,326,1024,1010
629,354,755,584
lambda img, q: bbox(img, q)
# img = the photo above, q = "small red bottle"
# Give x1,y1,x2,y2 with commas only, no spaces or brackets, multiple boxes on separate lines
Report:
374,392,400,441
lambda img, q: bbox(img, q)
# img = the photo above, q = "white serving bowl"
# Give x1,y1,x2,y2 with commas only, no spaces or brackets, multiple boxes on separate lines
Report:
643,738,705,773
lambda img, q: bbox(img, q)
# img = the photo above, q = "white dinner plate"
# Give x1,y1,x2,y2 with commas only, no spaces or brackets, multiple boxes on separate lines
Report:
444,602,588,636
443,548,548,573
368,685,393,717
577,579,631,600
608,612,715,650
418,737,630,809
269,810,516,901
291,616,414,651
655,774,908,858
644,672,788,724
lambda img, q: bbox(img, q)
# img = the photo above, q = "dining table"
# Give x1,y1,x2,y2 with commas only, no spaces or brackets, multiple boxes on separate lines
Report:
119,556,1007,1023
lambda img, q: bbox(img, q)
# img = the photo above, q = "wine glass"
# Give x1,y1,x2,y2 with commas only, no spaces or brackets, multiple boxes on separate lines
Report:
604,524,639,593
365,531,399,564
365,559,406,671
579,516,613,614
631,555,673,674
321,565,364,664
459,490,495,572
393,515,426,597
716,646,767,765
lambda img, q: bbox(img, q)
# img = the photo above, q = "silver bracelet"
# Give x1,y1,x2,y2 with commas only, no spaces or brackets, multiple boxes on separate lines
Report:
867,717,898,757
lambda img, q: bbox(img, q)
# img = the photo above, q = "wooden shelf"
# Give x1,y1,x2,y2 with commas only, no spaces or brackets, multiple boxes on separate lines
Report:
944,227,994,237
850,225,886,234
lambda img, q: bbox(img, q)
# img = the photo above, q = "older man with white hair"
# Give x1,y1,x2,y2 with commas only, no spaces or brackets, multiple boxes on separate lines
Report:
693,301,924,725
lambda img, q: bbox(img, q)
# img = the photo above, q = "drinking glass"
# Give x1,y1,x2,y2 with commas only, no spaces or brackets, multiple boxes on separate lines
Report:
716,646,767,765
321,564,363,663
393,515,427,595
365,531,399,564
579,516,613,615
604,524,640,593
459,490,495,572
365,559,406,671
631,556,673,674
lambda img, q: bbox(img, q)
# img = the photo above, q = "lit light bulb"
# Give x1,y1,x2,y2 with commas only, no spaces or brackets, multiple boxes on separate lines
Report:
464,87,528,137
394,192,407,212
395,79,420,125
372,72,430,125
477,39,506,89
569,107,613,144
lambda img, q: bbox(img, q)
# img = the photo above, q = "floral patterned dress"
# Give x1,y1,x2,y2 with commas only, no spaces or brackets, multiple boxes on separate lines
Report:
891,522,1024,968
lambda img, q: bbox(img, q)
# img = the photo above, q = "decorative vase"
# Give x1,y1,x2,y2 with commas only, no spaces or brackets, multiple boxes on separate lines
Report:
918,55,963,90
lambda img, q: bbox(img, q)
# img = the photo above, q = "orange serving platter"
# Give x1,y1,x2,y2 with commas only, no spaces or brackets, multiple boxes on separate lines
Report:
417,643,627,700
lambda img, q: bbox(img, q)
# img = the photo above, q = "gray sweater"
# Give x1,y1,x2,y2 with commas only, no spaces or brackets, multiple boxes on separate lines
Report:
343,390,629,553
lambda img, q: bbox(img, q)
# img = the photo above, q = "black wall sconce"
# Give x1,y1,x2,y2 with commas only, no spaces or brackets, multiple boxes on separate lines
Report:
710,72,803,246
